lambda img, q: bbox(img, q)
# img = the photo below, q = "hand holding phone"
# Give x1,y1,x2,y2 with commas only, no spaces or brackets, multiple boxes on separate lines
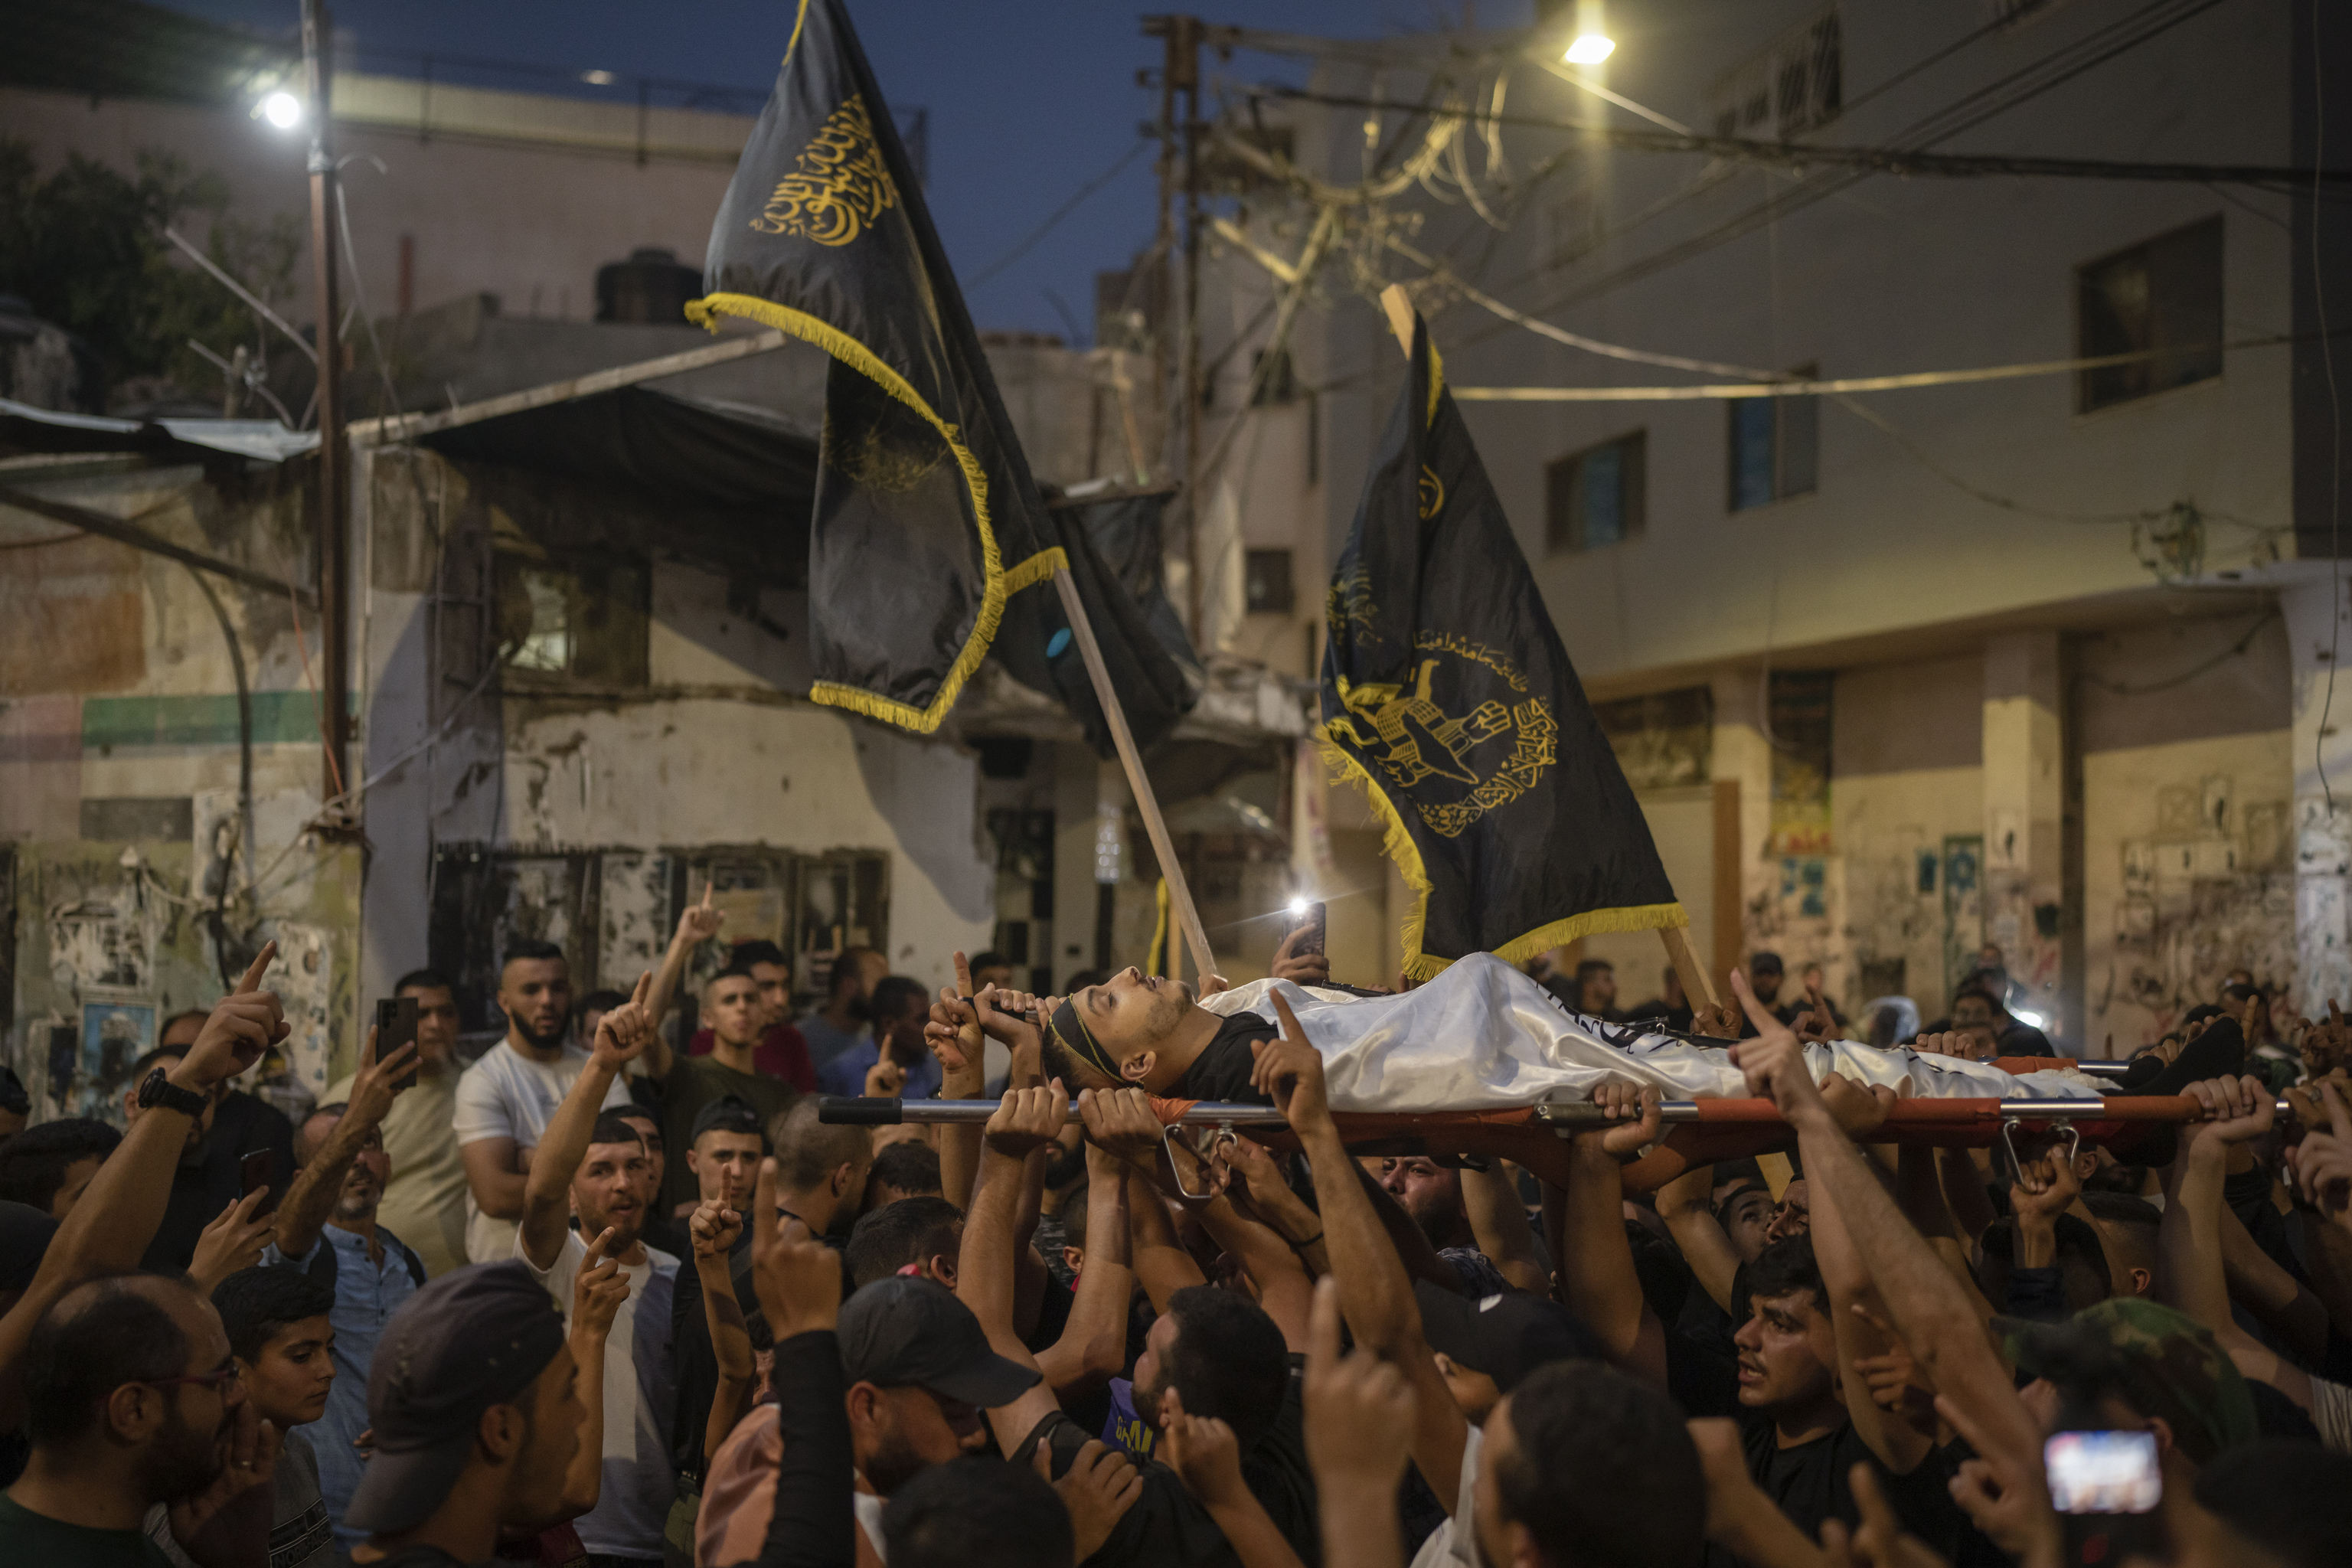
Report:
374,997,420,1086
240,1147,281,1218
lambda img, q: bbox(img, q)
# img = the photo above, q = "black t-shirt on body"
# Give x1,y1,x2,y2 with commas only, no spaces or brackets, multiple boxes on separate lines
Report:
1172,1012,1282,1106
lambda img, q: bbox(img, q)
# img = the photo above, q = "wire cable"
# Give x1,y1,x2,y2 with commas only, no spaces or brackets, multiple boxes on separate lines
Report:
968,137,1150,292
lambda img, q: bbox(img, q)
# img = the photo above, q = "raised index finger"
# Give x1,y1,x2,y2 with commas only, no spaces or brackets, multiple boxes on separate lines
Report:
234,939,279,995
1727,967,1781,1037
953,951,974,998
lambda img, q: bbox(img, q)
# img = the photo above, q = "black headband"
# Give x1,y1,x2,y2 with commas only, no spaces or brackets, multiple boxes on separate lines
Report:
1050,998,1121,1080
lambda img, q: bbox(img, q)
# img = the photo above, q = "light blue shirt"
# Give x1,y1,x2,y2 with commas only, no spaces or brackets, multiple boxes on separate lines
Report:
795,1012,869,1068
263,1223,420,1553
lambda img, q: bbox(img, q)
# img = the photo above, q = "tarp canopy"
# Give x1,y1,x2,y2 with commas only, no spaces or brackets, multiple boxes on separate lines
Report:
0,397,320,465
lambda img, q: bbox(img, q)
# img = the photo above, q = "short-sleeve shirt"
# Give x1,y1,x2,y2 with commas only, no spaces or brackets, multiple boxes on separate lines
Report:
518,1227,679,1560
147,1427,333,1568
452,1041,630,1263
1700,1411,1960,1568
653,1054,799,1215
1172,1012,1283,1105
0,1494,175,1566
262,1224,422,1553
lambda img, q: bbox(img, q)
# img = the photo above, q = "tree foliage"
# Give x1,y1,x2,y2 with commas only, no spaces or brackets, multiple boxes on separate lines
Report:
0,137,302,407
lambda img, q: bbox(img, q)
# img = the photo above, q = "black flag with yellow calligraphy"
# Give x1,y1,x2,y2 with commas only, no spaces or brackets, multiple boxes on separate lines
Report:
691,0,1109,733
1321,311,1685,980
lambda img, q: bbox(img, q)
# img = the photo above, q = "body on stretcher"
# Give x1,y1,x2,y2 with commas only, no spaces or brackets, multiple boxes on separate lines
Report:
818,1057,2289,1194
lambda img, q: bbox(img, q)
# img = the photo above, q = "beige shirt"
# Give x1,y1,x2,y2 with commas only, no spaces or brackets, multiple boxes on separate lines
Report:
321,1064,467,1278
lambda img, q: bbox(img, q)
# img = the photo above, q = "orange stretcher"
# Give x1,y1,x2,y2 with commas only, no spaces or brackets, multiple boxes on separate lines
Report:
818,1058,2282,1194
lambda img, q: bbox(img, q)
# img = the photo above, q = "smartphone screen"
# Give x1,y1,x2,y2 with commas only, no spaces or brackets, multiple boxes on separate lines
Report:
1288,899,1327,959
2044,1430,2161,1514
240,1147,280,1217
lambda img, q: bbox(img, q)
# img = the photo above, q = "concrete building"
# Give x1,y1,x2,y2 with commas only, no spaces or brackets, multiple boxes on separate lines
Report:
1244,0,2350,1047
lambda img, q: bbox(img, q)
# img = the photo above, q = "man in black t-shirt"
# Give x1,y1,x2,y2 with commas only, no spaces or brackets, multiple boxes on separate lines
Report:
1688,1233,1960,1566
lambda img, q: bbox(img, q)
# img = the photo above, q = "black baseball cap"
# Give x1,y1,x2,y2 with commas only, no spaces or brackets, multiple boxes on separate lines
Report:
344,1262,569,1536
691,1093,766,1145
837,1276,1040,1407
1414,1280,1606,1393
1749,952,1785,974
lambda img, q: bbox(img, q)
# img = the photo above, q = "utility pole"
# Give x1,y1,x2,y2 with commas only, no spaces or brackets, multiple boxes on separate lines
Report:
1142,15,1200,642
302,0,351,812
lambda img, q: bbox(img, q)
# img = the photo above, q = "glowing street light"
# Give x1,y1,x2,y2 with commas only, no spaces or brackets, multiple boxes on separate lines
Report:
580,69,617,86
1563,34,1615,65
258,90,304,129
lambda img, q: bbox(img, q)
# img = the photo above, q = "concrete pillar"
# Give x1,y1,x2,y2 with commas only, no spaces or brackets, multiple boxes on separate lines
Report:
1710,668,1774,970
1982,633,2063,1032
2285,577,2352,1015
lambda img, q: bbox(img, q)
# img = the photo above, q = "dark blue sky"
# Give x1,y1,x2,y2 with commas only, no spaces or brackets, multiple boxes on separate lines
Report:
160,1,1535,341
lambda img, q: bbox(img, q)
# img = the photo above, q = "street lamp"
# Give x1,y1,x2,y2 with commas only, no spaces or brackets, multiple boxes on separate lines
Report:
1563,34,1615,65
257,90,303,129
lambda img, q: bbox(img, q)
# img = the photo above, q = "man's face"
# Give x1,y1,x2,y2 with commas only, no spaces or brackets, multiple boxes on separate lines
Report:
689,1130,764,1208
1129,1312,1182,1429
137,1294,247,1504
972,962,1016,992
616,1115,665,1195
1581,969,1616,1012
852,1382,987,1494
1434,1352,1503,1426
499,958,573,1051
244,1314,336,1430
404,985,460,1070
1749,964,1783,1004
1075,968,1191,1074
126,1054,221,1151
748,962,792,1029
505,1347,585,1531
1762,1181,1811,1246
1717,1183,1777,1264
337,1129,390,1223
1953,995,1995,1032
707,975,763,1049
1471,1395,1518,1568
1733,1288,1836,1414
50,1154,105,1220
1380,1157,1465,1248
571,1138,648,1246
840,952,890,1020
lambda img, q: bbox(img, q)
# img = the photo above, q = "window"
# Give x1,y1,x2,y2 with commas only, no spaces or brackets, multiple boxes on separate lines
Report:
1244,548,1295,614
1547,431,1647,553
492,547,648,685
1706,8,1842,141
2076,217,2222,413
1727,371,1817,512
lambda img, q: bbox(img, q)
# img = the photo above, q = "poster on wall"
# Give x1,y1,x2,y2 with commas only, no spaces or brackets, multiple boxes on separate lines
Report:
270,922,335,1106
75,994,153,1119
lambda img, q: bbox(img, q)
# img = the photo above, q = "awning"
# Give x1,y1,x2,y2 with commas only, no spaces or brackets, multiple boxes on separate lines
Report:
0,397,320,465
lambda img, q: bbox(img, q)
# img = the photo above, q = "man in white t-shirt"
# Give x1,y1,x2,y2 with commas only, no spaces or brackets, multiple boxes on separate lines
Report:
453,939,631,1264
515,975,677,1565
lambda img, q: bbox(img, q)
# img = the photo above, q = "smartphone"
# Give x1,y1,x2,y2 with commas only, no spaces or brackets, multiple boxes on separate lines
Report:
375,996,420,1082
1286,900,1327,959
240,1147,280,1217
2044,1430,2161,1514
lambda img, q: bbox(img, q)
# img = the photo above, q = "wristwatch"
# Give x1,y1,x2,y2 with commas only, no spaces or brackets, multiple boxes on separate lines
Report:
136,1067,210,1118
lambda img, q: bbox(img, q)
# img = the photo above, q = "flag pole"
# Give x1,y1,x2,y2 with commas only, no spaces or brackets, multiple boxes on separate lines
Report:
1050,566,1219,980
1372,286,1719,1008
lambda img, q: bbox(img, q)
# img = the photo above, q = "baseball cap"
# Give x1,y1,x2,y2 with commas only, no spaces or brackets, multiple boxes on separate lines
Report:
1749,952,1784,974
1413,1279,1605,1393
344,1262,570,1536
1999,1297,2256,1467
837,1276,1040,1408
691,1093,766,1145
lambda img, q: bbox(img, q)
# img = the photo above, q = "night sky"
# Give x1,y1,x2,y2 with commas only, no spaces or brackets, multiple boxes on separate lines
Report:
156,1,1537,342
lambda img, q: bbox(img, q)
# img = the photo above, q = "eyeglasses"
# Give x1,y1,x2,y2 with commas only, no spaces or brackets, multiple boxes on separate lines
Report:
142,1363,243,1394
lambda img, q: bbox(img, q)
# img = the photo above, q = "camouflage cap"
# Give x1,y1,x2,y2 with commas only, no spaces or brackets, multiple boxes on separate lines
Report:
1998,1297,2256,1468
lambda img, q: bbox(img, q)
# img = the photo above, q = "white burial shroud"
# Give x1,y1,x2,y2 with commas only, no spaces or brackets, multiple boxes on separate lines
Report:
1197,956,2096,1114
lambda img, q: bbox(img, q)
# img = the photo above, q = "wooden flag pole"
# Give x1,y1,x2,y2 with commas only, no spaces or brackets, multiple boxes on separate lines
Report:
1373,286,1718,1009
1050,566,1218,981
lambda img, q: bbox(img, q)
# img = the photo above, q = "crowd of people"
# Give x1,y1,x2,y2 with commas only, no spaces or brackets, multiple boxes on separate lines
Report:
0,892,2348,1568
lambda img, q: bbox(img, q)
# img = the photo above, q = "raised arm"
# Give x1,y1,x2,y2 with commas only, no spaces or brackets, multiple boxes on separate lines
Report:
642,884,727,1080
1250,994,1468,1511
923,955,989,1211
1035,1137,1134,1397
1553,1083,1668,1385
561,1228,628,1520
689,1198,757,1457
1459,1161,1550,1295
274,1024,418,1259
959,1081,1068,1454
521,972,652,1269
1804,1079,1932,1475
1655,1163,1743,1313
0,943,285,1426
